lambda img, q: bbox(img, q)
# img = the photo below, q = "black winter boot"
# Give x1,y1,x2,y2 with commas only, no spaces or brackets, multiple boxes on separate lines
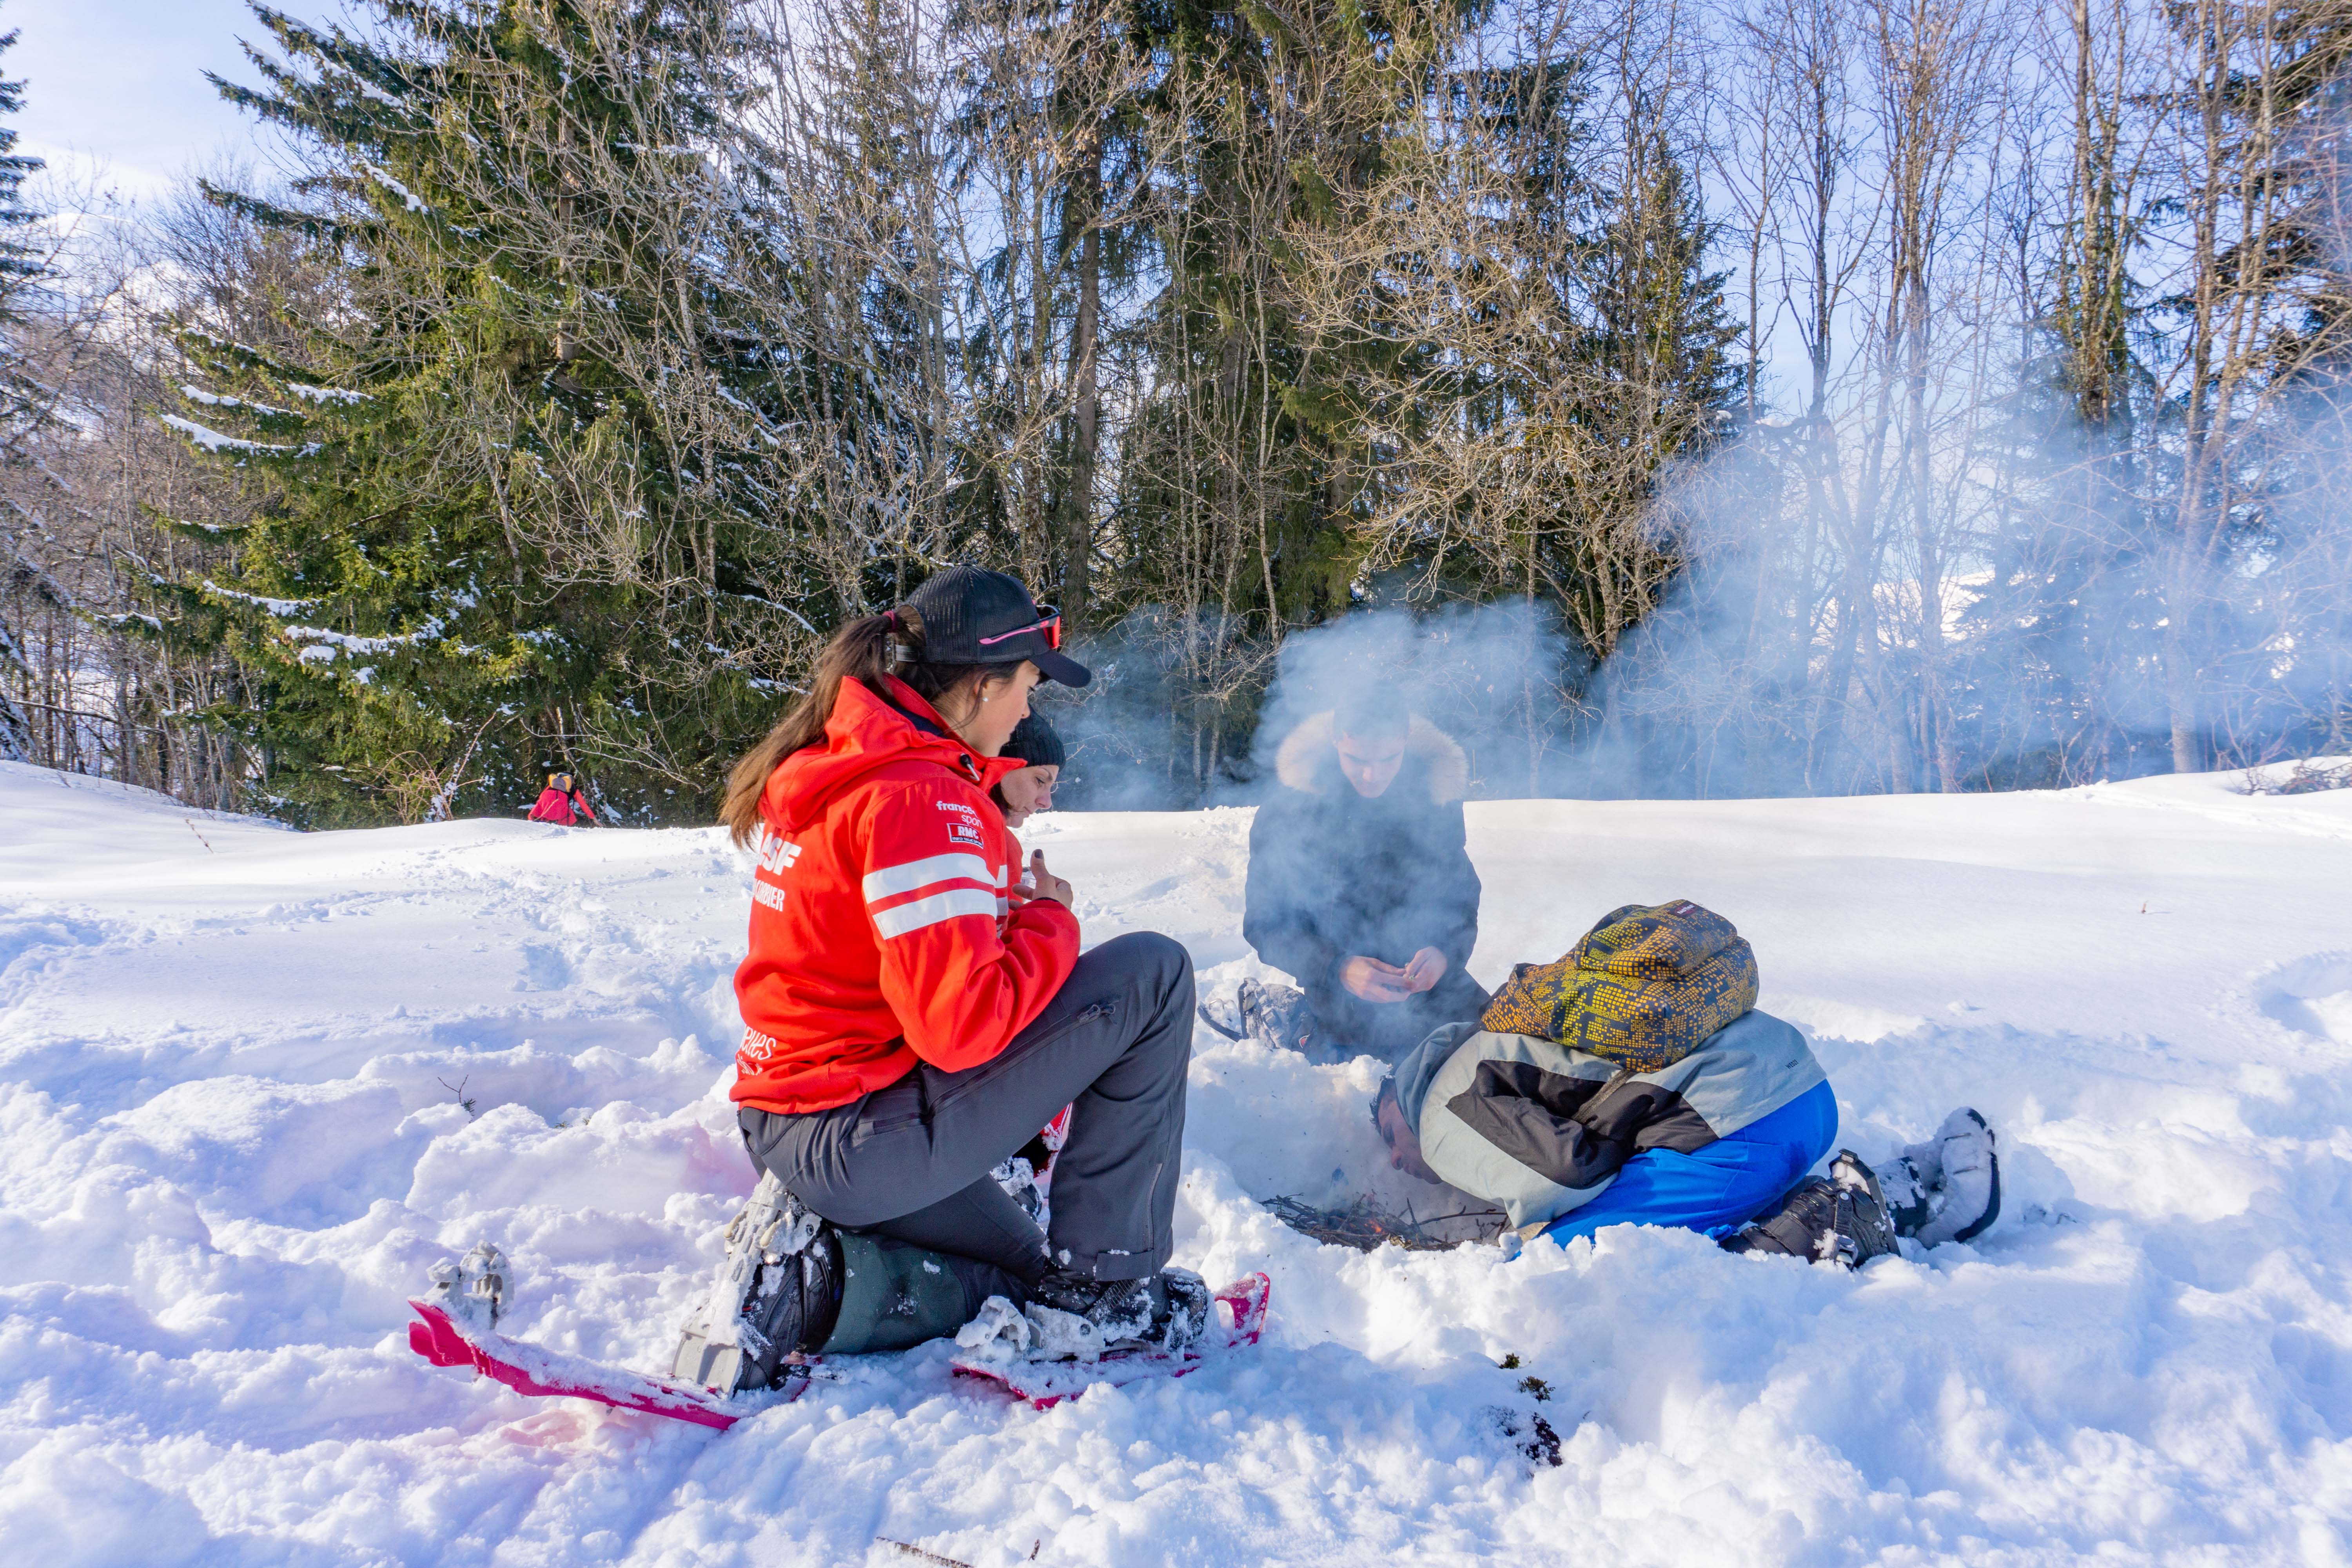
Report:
1722,1175,1838,1261
747,1226,1051,1367
733,1217,845,1388
1722,1151,1900,1270
675,1177,841,1393
1829,1150,1903,1264
1029,1265,1212,1356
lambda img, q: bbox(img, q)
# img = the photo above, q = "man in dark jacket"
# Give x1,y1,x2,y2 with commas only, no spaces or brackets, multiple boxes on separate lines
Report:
1242,692,1488,1062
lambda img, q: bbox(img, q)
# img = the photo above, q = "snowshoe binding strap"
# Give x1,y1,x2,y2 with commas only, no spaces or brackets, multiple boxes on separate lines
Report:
424,1241,509,1333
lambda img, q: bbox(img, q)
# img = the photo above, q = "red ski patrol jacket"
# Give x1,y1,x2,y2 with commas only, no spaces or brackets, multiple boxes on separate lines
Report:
731,675,1081,1115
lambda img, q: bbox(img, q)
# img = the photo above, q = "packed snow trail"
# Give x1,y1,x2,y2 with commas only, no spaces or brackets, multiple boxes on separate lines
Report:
2,757,2350,1565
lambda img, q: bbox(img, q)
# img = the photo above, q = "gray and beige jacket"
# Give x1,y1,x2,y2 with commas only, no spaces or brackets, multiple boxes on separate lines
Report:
1391,1009,1826,1230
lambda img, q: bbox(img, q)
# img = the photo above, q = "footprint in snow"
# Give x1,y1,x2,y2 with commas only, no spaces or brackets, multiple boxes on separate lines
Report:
2254,951,2352,1044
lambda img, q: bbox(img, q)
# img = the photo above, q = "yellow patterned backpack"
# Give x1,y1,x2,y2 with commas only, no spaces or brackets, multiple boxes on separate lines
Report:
1479,900,1759,1072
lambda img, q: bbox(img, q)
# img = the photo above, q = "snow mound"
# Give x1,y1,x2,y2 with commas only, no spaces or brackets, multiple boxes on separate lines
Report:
4,758,2351,1563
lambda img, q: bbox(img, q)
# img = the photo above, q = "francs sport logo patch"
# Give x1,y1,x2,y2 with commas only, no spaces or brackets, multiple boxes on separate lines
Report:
937,795,987,849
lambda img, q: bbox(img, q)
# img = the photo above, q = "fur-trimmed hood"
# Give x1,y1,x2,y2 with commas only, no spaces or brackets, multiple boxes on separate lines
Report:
1245,710,1484,988
1273,711,1469,804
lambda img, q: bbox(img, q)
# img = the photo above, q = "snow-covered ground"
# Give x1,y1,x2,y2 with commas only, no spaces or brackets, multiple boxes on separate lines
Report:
4,757,2352,1566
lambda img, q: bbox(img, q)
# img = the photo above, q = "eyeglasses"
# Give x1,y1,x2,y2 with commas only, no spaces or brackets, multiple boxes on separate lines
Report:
977,604,1063,652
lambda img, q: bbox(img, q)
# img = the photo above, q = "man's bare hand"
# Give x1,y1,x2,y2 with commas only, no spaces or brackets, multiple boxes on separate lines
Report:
1341,955,1414,1004
1020,848,1074,908
1400,947,1447,994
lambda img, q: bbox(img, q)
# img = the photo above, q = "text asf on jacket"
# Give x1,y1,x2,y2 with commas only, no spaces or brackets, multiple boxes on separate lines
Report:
1243,711,1481,991
1390,1009,1827,1229
731,676,1081,1116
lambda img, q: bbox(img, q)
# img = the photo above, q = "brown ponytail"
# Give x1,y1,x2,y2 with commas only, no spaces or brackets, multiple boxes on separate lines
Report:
719,608,1024,845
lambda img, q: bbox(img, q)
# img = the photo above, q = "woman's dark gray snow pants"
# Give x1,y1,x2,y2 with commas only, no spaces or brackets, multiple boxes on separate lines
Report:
739,930,1195,1294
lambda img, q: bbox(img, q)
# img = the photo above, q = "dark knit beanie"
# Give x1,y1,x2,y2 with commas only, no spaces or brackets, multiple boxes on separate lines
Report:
1005,713,1065,769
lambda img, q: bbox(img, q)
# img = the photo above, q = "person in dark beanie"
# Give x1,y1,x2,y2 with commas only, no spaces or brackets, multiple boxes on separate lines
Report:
708,564,1207,1376
1239,687,1488,1063
993,712,1064,830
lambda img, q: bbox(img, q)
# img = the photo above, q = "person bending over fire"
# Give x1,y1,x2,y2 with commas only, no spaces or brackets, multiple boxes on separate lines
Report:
1370,901,2000,1265
1231,689,1489,1063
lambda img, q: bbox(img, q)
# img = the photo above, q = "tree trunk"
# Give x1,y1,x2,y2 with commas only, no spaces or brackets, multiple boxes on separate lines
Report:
1063,136,1102,630
2166,615,2203,772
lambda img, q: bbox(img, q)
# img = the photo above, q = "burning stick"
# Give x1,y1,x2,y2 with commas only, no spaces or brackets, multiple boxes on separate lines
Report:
1261,1193,1506,1251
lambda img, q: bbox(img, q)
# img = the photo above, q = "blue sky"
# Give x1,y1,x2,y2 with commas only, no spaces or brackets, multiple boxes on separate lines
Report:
2,0,1828,402
8,0,298,204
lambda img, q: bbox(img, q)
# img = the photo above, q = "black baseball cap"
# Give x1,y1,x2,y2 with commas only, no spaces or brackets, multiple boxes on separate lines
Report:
901,565,1091,687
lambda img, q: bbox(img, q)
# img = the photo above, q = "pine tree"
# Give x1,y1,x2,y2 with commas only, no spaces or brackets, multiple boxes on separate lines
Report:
1086,0,1455,795
168,1,809,826
1568,117,1742,639
0,11,45,438
0,9,44,759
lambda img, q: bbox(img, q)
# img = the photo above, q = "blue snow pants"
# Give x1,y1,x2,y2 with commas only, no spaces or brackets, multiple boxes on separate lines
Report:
1540,1079,1839,1245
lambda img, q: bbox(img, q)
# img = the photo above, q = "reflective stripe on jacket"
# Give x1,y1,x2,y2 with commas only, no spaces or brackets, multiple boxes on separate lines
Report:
730,675,1081,1115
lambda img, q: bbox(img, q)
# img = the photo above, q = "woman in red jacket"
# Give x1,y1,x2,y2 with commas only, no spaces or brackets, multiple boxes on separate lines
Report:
720,566,1203,1359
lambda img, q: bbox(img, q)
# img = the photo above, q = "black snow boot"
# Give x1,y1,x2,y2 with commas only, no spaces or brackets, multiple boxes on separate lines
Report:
1880,1108,2000,1246
1722,1151,1900,1270
742,1226,1043,1368
734,1220,845,1388
1828,1151,1903,1264
820,1231,1011,1356
1721,1175,1837,1261
675,1177,844,1393
1029,1265,1213,1356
